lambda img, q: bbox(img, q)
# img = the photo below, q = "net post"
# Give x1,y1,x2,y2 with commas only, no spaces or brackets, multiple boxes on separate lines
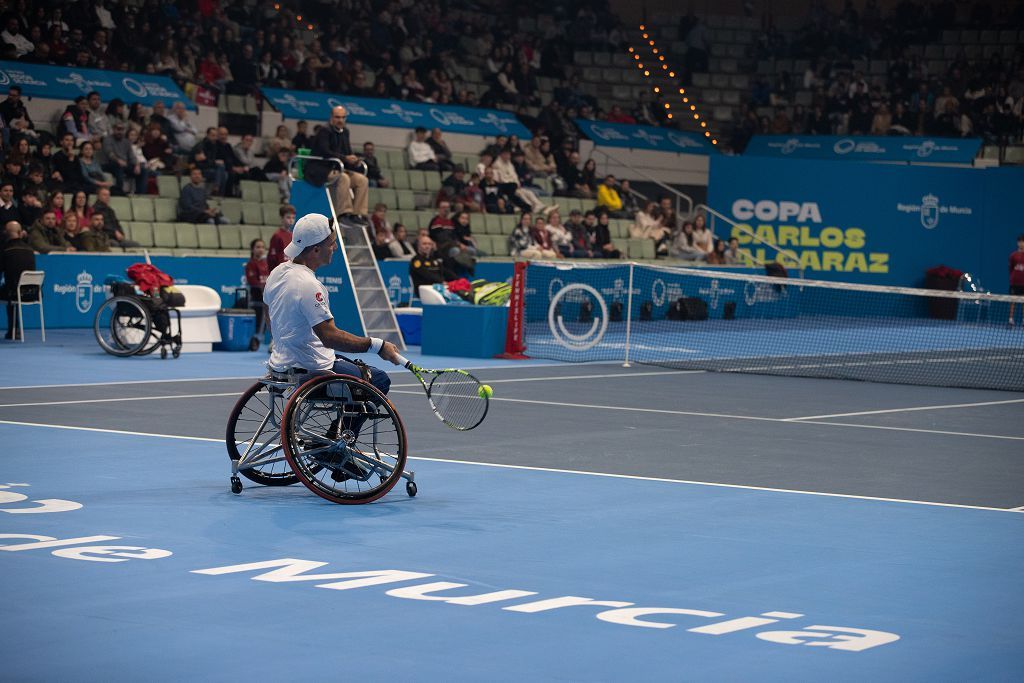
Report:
623,262,634,368
497,260,530,359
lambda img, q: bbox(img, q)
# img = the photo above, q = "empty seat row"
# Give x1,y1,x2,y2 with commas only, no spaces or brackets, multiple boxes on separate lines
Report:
123,221,283,255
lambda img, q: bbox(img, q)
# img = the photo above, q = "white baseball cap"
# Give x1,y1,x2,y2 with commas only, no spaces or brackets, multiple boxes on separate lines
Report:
284,213,334,258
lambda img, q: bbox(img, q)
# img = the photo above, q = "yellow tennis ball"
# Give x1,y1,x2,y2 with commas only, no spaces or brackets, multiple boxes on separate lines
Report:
478,384,493,399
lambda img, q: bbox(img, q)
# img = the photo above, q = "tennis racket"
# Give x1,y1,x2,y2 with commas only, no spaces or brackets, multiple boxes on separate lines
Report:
395,354,489,431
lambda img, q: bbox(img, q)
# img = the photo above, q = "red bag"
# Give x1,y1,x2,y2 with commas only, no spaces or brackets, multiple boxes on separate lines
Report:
127,263,174,293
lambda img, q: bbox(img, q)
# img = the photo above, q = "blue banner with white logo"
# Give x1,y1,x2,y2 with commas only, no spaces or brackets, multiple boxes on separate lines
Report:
707,156,1024,289
574,119,715,155
744,135,981,164
0,61,192,108
261,87,531,138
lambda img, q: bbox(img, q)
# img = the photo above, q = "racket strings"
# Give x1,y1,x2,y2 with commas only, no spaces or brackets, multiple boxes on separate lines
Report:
429,371,487,429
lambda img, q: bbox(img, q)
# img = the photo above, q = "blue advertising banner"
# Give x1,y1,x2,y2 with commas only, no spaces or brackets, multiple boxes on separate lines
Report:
707,156,1024,289
574,119,715,155
744,135,981,164
262,87,531,137
0,61,193,108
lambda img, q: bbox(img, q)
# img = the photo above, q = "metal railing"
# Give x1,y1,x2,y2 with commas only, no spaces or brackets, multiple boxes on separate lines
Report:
695,202,804,278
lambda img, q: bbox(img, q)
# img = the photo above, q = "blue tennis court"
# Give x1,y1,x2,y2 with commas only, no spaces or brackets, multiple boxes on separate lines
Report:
2,331,1023,680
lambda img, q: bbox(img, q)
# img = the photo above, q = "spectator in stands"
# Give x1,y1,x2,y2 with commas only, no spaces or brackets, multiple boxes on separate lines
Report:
459,172,485,214
631,201,670,257
127,103,147,136
178,167,226,224
491,146,550,214
545,210,573,258
524,136,557,178
389,224,415,260
0,86,32,142
508,212,542,259
148,101,172,141
408,127,440,171
706,239,729,265
59,212,78,245
370,203,396,260
529,216,558,259
215,126,249,194
692,213,714,257
267,204,295,272
191,127,228,196
78,141,112,194
427,128,456,172
2,221,34,340
47,191,64,224
596,175,629,218
93,187,138,248
86,91,110,139
361,142,389,188
591,212,622,259
102,122,148,195
169,101,198,152
2,17,34,58
619,180,641,216
68,191,91,226
233,134,268,182
76,213,112,252
670,221,705,261
410,235,453,291
292,120,312,149
28,209,74,253
580,159,598,198
724,237,743,265
244,238,269,321
453,210,484,258
659,196,681,234
263,148,292,202
310,105,369,223
61,97,90,143
141,125,174,172
565,209,593,258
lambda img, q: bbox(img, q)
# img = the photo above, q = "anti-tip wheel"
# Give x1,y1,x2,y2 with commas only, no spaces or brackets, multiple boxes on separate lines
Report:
160,346,168,359
172,347,181,358
230,476,243,494
406,481,417,497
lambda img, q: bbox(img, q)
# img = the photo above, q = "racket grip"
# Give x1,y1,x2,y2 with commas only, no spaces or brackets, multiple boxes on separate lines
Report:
395,353,411,369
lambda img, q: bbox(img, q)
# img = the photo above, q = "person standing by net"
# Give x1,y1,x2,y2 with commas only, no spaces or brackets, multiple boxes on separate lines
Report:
1010,234,1024,326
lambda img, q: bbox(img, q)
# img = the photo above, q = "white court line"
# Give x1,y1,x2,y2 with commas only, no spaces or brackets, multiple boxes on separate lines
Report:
0,376,256,391
0,392,240,408
388,391,1024,441
0,418,1019,514
786,398,1024,421
0,370,702,405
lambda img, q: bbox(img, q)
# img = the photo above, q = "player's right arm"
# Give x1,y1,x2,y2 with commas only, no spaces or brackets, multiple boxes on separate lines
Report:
312,319,401,364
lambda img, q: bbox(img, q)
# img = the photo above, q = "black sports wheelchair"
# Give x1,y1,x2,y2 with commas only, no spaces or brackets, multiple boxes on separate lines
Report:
93,278,184,359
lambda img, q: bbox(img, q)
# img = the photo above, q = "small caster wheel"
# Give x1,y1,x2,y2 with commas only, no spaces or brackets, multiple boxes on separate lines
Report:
406,481,417,497
230,476,243,494
160,347,168,359
248,336,260,352
172,347,181,359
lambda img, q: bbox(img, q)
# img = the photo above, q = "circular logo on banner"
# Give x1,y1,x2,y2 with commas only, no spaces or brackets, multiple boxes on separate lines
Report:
0,70,10,86
833,138,856,155
430,108,452,126
651,278,666,307
122,77,148,97
916,140,937,157
547,283,608,352
781,138,800,154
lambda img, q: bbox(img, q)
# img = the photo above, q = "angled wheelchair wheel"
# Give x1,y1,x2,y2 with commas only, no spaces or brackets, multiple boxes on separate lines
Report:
94,296,152,356
282,374,408,504
226,381,299,486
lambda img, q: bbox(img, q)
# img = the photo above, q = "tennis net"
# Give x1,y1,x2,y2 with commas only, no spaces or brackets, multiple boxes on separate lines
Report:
520,261,1024,391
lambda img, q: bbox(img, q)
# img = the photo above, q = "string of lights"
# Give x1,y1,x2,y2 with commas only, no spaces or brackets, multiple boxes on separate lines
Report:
629,23,718,146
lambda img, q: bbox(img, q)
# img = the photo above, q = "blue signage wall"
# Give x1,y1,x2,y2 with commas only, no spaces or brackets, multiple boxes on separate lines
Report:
0,61,193,108
707,156,1024,289
744,135,981,164
574,119,714,154
262,88,530,138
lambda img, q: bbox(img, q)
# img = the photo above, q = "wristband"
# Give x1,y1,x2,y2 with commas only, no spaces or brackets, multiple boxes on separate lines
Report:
369,337,383,354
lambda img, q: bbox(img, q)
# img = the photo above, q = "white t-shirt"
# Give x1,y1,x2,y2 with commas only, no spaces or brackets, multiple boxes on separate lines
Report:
265,261,335,372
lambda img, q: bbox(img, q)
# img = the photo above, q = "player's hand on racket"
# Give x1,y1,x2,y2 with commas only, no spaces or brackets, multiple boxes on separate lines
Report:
377,339,403,365
394,354,491,431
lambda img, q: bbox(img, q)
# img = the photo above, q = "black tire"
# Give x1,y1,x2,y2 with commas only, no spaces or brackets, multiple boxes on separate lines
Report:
94,296,152,356
282,374,408,504
226,381,299,486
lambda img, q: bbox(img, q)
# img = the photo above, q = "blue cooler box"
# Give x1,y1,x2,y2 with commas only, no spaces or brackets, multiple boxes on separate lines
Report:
214,309,256,351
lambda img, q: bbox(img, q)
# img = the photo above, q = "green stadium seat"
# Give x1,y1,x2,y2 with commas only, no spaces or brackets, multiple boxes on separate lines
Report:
259,182,279,203
178,175,191,189
424,173,441,192
195,225,220,250
153,197,177,222
260,225,278,242
239,225,262,249
489,234,510,256
481,213,500,234
125,221,154,247
472,234,492,254
408,172,428,192
156,176,180,198
152,222,176,248
381,149,405,169
378,188,398,208
240,180,261,203
498,214,517,235
367,188,382,208
261,204,280,226
390,169,410,190
414,211,434,229
396,190,415,211
241,203,264,225
218,225,242,250
109,196,133,220
174,223,198,249
220,198,243,224
129,196,155,222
